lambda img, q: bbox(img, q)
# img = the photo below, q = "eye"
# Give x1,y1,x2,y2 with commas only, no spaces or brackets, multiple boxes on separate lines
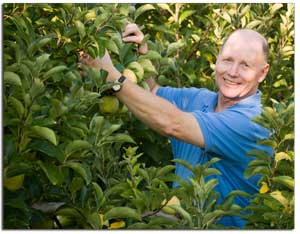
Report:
241,62,249,68
222,58,232,63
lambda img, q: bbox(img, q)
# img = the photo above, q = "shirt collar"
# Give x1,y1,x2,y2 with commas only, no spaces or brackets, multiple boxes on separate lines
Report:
215,90,262,111
235,90,262,108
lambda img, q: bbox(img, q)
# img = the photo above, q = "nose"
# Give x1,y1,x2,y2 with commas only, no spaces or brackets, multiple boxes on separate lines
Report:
228,63,239,77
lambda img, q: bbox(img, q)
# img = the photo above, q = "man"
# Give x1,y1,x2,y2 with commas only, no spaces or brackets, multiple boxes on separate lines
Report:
80,24,272,227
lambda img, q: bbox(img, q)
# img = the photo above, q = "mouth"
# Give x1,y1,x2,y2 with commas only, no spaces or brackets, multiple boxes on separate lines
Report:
223,77,241,85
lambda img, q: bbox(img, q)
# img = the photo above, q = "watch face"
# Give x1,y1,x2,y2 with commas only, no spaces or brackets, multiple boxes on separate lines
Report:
112,84,121,91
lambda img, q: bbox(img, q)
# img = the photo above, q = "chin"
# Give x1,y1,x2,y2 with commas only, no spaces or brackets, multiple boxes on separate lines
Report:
219,88,241,100
222,94,241,101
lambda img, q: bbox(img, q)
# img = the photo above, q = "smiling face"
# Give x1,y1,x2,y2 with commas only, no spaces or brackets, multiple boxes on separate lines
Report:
215,30,269,106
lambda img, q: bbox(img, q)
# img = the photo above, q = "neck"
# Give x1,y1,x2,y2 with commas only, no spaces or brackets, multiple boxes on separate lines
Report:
215,93,250,112
215,96,237,112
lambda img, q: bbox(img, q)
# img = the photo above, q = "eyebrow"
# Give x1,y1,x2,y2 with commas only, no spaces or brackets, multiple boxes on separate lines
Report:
221,56,252,66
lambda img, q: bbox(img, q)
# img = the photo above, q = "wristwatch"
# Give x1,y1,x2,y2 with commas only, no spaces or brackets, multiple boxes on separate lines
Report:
111,75,126,92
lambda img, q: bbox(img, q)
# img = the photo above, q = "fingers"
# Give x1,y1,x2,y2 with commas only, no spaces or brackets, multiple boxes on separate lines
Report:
79,51,90,62
122,23,144,44
138,44,148,55
122,35,141,44
122,23,139,37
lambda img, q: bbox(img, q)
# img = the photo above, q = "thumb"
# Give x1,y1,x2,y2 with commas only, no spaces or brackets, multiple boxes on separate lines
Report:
122,35,139,43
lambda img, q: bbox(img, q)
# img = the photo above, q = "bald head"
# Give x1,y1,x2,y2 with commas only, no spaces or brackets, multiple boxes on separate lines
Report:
221,29,269,63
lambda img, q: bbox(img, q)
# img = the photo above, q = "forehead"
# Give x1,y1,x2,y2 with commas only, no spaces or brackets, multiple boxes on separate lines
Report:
221,33,264,62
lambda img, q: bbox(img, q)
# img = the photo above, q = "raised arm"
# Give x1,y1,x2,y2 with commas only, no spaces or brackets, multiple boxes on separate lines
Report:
79,25,205,148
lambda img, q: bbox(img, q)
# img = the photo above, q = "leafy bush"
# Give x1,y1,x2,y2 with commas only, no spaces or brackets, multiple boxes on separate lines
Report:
3,3,294,229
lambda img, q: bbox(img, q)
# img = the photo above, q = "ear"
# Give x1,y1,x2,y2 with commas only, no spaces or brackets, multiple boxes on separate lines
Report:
258,63,270,83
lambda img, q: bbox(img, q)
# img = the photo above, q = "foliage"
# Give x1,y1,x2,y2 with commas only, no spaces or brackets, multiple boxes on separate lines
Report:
3,3,294,229
243,97,294,229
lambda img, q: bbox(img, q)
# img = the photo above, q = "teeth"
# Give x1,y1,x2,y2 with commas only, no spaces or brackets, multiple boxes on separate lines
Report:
224,78,239,85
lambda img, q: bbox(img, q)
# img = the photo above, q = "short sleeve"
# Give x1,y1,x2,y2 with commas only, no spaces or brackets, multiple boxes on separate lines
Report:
156,86,204,111
192,109,270,162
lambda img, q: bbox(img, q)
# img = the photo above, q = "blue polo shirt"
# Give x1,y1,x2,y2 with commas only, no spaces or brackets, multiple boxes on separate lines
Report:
156,87,272,228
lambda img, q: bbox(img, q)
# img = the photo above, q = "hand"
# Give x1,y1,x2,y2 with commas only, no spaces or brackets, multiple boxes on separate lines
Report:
79,50,120,81
79,51,102,71
122,23,148,54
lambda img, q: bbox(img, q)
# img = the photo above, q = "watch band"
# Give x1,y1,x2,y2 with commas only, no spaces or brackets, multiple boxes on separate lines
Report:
110,75,126,93
117,75,126,84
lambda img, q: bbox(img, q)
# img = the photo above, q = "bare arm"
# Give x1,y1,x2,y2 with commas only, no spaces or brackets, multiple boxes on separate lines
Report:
110,70,205,148
79,24,206,148
145,77,160,94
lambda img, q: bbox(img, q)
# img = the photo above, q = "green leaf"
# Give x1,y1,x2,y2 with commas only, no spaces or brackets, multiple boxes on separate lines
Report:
270,3,283,14
37,160,64,185
36,36,52,47
106,39,119,55
222,12,231,23
30,78,45,98
220,195,234,210
134,4,155,21
89,115,105,134
227,190,251,198
168,205,193,227
179,10,196,24
56,207,84,220
43,65,68,80
139,50,161,60
36,53,51,71
85,9,96,21
104,207,141,221
4,162,31,178
29,139,64,162
166,41,185,56
273,79,288,88
102,133,136,145
203,157,221,168
102,124,122,137
246,149,272,162
246,20,262,29
8,96,24,119
92,182,105,209
138,59,157,75
127,61,144,80
69,177,84,195
282,133,294,142
272,176,294,190
240,5,251,17
156,165,175,177
257,139,277,148
4,71,22,86
29,126,57,145
270,190,289,207
27,37,52,56
65,140,91,156
157,4,173,15
203,168,222,177
94,12,110,28
247,159,269,167
119,43,136,66
204,178,219,192
85,212,102,229
202,210,226,226
75,20,86,40
148,216,179,227
128,222,149,229
173,159,194,175
63,162,92,185
275,152,292,162
244,165,270,178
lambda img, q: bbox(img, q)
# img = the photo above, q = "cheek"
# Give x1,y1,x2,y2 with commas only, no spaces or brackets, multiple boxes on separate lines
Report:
239,70,258,83
215,63,227,74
